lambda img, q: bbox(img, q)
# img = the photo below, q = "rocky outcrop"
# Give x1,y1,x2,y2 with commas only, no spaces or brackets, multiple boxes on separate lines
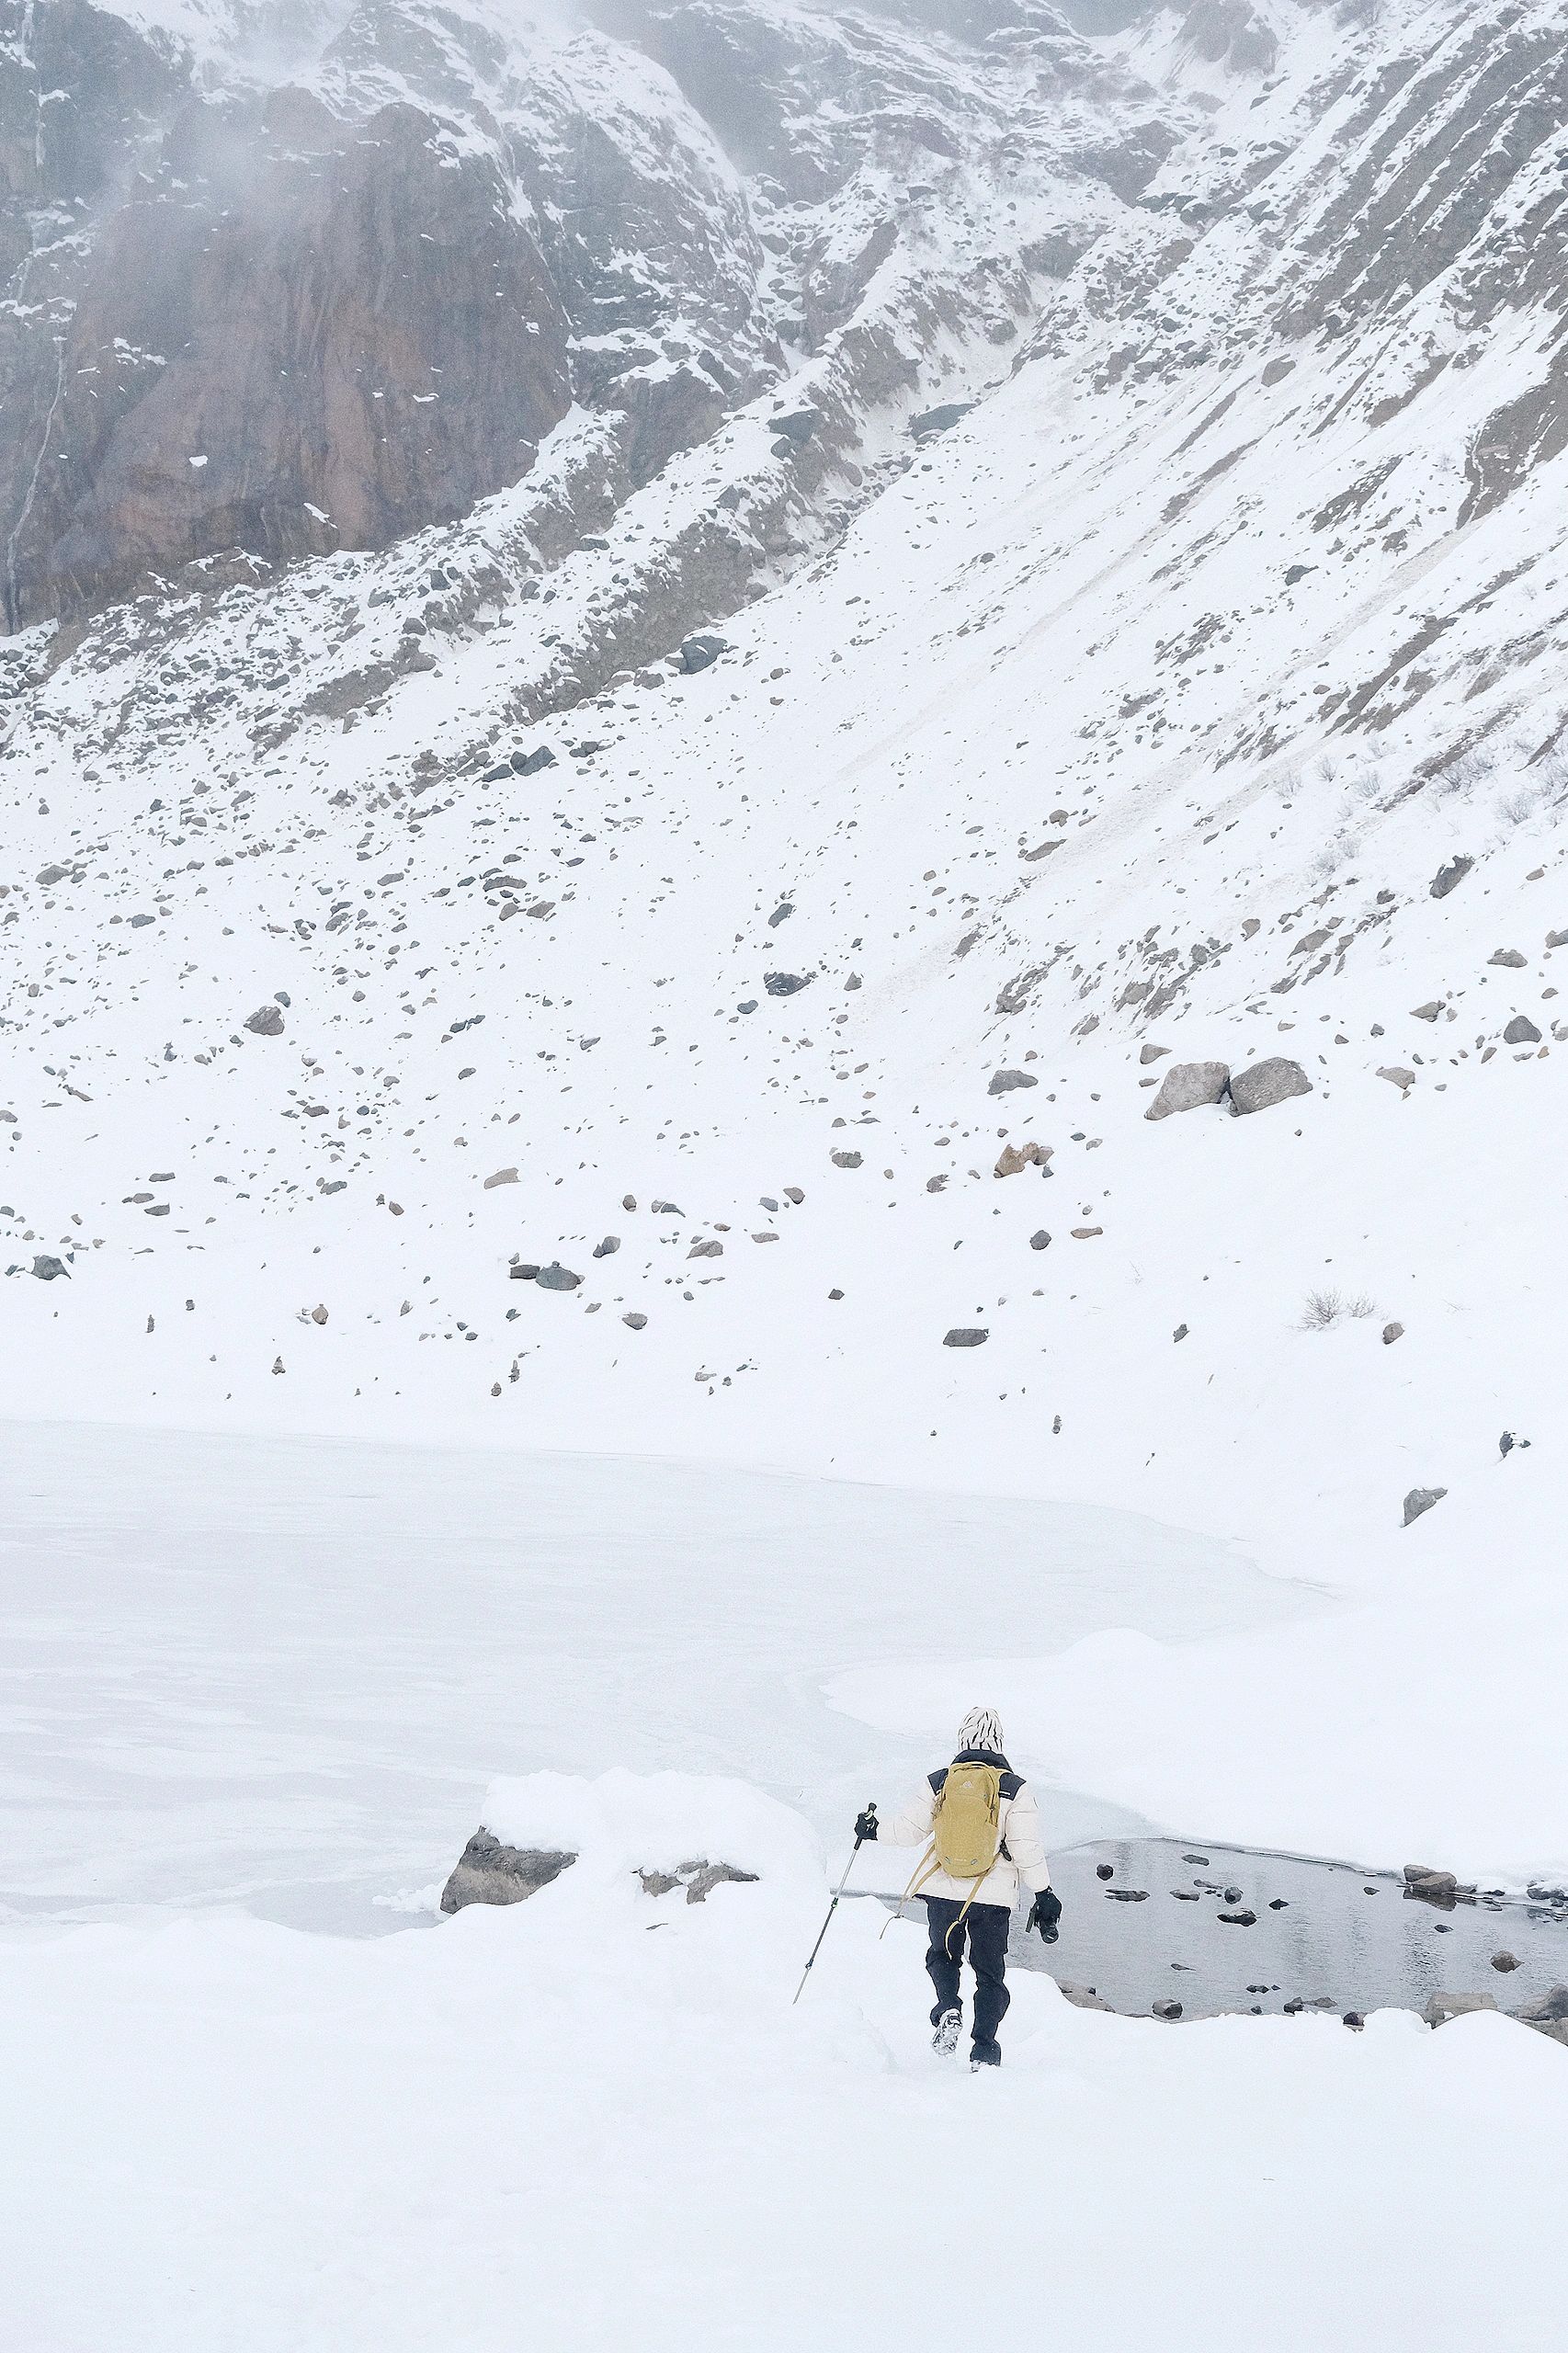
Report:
440,1831,576,1913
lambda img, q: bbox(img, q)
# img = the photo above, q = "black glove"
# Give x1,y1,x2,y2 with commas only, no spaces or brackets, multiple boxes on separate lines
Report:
854,1808,879,1843
1028,1889,1062,1944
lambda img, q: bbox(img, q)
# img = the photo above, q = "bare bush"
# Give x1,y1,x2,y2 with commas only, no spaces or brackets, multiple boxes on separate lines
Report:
1300,1288,1345,1331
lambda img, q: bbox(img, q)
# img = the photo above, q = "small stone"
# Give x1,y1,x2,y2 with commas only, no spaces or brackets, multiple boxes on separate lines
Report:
534,1263,582,1291
994,1141,1049,1178
1489,949,1528,969
1411,1002,1443,1022
1491,1951,1519,1972
309,1304,328,1326
1382,1322,1404,1345
1152,1999,1183,2022
244,1005,285,1037
1217,1909,1257,1927
1547,929,1568,950
622,1195,638,1211
767,902,794,928
593,1235,620,1258
483,1167,518,1188
830,1150,862,1169
764,972,812,997
943,1327,989,1347
1173,1324,1188,1342
1145,1061,1229,1120
1139,1044,1170,1065
1071,1226,1103,1240
988,1069,1038,1096
1342,2012,1365,2030
621,1312,647,1330
1096,1863,1114,1881
783,1188,805,1204
1378,1066,1415,1093
1403,1486,1447,1527
1504,1014,1541,1045
509,1263,540,1281
1029,1230,1051,1251
29,1254,68,1281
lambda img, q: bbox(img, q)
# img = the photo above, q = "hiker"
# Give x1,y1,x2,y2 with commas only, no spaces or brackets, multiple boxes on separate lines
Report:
855,1707,1060,2069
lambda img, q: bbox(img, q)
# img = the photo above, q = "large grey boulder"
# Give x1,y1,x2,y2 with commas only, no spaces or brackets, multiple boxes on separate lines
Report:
1230,1057,1312,1115
440,1831,575,1914
1145,1061,1230,1120
1403,1487,1447,1527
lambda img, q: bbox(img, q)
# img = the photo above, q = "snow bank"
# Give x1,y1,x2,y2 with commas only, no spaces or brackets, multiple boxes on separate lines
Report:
475,1766,824,1894
5,1770,1568,2351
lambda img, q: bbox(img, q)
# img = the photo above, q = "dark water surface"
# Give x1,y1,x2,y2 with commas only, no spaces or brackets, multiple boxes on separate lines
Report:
873,1837,1568,2023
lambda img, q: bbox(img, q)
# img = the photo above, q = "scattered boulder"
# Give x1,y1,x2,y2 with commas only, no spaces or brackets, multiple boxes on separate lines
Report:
244,1005,285,1037
1403,1487,1447,1527
515,745,556,776
988,1069,1038,1097
593,1235,620,1258
1139,1043,1170,1065
622,1312,647,1331
534,1262,582,1291
1489,949,1528,969
1547,929,1568,950
680,634,730,674
1429,856,1472,900
441,1830,574,1914
1403,1864,1460,1904
1504,1014,1541,1045
1411,1002,1443,1022
1029,1230,1051,1251
30,1255,68,1280
764,972,812,996
1229,1057,1312,1115
1145,1061,1229,1120
1382,1322,1404,1346
1378,1066,1415,1093
994,1140,1050,1178
509,1262,540,1281
483,1167,518,1188
830,1149,862,1169
1152,1999,1183,2022
767,902,794,928
1492,1951,1520,1973
1217,1908,1257,1927
943,1327,988,1347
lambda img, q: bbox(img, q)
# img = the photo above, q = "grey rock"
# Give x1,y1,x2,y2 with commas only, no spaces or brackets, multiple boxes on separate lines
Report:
515,745,555,775
994,1141,1049,1177
830,1150,862,1169
622,1311,647,1330
1547,929,1568,951
1430,857,1472,900
681,1860,759,1904
1378,1066,1415,1092
483,1166,518,1188
909,401,974,440
534,1262,582,1290
1411,1002,1443,1022
1145,1060,1230,1120
440,1830,574,1915
1029,1230,1051,1251
767,902,794,927
1424,1990,1496,2028
1382,1321,1404,1345
1403,1864,1460,1900
30,1254,68,1280
1491,1951,1519,1972
36,862,71,886
764,971,812,996
1489,949,1528,969
1514,1986,1568,2026
592,1234,620,1257
1504,1014,1541,1045
680,634,730,674
244,1004,285,1037
509,1262,540,1280
768,408,818,447
943,1327,989,1347
1403,1487,1447,1527
1139,1043,1170,1065
1229,1057,1312,1115
1152,1999,1183,2022
988,1068,1038,1096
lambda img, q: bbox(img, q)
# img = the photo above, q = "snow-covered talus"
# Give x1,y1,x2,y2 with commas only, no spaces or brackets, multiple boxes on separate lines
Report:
0,0,1564,1608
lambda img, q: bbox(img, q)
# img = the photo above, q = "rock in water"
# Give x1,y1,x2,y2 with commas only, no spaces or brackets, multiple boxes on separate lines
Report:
1145,1061,1230,1120
1403,1487,1447,1527
1229,1057,1312,1115
440,1831,576,1914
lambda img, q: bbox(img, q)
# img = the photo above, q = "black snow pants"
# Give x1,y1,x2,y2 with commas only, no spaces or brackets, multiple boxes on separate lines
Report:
924,1895,1011,2063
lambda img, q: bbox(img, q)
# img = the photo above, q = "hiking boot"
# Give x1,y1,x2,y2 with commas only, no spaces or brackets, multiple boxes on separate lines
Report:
931,2008,962,2056
970,2040,1002,2070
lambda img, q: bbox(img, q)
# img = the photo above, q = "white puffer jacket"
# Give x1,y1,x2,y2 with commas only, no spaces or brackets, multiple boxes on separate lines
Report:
880,1751,1053,1911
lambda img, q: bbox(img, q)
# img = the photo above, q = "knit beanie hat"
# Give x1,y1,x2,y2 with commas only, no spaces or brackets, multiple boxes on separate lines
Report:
958,1706,1006,1756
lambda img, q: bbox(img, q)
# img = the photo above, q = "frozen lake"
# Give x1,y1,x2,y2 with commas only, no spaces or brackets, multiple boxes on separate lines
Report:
0,1421,1319,1930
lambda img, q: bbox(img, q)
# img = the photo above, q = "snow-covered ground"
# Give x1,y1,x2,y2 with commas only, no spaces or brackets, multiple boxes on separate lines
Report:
6,1769,1566,2353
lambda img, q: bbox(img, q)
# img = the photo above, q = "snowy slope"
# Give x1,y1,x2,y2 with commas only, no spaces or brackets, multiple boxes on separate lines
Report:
2,0,1567,1862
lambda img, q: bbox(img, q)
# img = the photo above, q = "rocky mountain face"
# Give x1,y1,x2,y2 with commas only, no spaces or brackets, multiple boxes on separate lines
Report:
1,0,1567,1575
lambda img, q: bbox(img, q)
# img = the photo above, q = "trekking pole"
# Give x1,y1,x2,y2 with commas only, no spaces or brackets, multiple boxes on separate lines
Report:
793,1803,876,2005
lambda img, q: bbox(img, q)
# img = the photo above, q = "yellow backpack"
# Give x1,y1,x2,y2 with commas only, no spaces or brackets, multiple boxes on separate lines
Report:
889,1764,1005,1947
